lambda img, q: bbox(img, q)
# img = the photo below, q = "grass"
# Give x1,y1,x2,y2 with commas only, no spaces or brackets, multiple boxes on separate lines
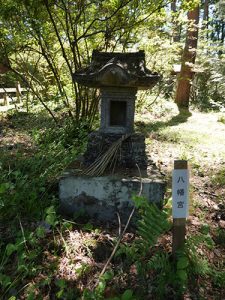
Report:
0,110,87,221
138,105,225,171
211,168,225,187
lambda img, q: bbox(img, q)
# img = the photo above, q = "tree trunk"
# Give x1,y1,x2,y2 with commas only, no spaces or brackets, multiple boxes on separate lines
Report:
203,0,209,39
171,0,181,42
171,0,176,12
203,0,209,23
175,5,200,111
221,22,224,44
0,59,10,74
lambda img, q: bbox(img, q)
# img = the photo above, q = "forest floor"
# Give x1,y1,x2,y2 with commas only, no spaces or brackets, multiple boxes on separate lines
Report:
0,104,225,299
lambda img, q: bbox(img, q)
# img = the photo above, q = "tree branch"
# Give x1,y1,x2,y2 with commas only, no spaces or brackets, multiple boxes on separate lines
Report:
44,0,73,77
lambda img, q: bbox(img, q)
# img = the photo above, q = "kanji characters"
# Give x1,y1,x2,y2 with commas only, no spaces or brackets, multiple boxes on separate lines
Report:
177,176,185,183
177,201,184,208
177,188,184,196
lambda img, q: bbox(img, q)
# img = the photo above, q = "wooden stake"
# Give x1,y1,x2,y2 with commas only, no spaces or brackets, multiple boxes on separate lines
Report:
3,93,9,106
172,160,188,258
16,81,22,104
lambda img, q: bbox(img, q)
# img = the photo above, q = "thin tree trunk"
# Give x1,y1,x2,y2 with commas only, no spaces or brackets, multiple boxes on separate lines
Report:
171,0,181,42
171,0,176,12
221,22,224,44
203,0,209,39
175,5,200,111
0,64,9,74
203,0,209,23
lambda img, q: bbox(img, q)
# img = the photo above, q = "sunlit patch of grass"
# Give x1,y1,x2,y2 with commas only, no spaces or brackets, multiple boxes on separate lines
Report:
157,112,225,164
157,128,206,146
154,130,181,143
211,168,225,187
217,114,225,124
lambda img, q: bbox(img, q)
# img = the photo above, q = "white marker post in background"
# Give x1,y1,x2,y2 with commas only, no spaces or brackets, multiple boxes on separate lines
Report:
172,160,189,258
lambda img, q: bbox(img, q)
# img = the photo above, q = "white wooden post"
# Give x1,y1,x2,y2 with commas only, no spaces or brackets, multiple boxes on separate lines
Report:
172,160,189,257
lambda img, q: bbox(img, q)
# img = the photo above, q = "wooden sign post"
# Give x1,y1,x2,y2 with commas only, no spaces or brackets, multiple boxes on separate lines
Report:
172,160,189,257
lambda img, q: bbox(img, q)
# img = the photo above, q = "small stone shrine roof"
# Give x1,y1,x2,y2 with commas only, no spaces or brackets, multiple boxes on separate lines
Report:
73,50,160,89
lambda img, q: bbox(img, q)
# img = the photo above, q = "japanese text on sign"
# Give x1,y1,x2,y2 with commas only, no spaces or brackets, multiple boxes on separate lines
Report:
172,169,189,218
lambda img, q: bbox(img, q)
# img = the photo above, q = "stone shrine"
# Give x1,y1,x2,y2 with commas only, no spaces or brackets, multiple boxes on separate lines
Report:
59,50,166,222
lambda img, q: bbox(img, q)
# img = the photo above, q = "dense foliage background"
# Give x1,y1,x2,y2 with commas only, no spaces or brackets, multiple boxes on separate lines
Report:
0,0,224,118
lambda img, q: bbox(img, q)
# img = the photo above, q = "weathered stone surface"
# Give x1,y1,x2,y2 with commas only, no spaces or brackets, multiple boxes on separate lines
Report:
59,172,166,222
84,132,147,169
73,50,160,89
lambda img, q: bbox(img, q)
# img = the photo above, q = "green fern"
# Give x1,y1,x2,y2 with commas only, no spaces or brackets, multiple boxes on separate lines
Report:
134,200,171,254
184,234,211,277
116,198,171,263
145,251,175,299
191,257,210,276
212,270,225,288
147,252,171,271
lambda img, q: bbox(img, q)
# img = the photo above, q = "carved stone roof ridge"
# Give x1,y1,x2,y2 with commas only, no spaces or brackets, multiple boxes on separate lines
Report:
73,50,160,89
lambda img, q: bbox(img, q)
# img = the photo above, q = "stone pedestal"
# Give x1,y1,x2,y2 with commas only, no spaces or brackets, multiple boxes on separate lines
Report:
59,170,166,222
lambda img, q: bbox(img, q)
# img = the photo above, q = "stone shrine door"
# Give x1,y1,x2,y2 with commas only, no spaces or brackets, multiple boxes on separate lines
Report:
110,100,127,127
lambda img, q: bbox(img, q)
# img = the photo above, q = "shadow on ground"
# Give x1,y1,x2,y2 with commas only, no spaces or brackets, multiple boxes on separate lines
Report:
136,110,192,134
0,110,56,133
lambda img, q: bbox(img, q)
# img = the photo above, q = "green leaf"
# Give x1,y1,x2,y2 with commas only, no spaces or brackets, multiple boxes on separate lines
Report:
83,222,93,231
56,279,66,289
132,194,146,208
27,292,35,300
6,243,17,256
17,264,29,273
36,226,46,238
0,182,11,194
102,270,114,281
45,214,56,226
45,205,55,215
177,257,189,269
200,224,210,235
96,280,106,294
56,289,64,298
62,221,72,231
39,186,46,192
0,274,11,288
12,170,21,177
121,289,133,300
176,269,188,282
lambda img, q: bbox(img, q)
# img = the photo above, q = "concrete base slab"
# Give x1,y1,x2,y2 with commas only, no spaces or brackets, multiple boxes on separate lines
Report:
59,171,166,222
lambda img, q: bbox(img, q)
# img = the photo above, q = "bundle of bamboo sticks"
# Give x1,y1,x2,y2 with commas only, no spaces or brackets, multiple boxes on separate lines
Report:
83,134,131,177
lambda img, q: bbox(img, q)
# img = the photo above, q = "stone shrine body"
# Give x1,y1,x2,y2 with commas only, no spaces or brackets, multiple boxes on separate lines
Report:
59,50,166,222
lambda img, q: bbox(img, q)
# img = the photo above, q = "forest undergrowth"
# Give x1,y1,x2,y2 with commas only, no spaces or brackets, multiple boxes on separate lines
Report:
0,102,225,300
